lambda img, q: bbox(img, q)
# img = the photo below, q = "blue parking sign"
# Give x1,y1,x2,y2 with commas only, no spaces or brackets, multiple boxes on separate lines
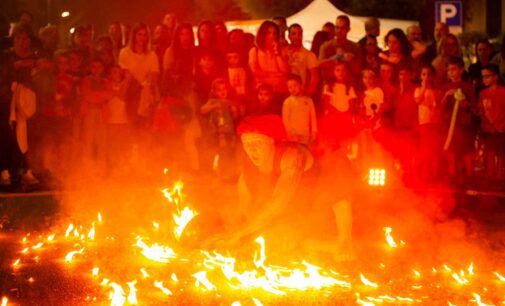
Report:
435,1,463,27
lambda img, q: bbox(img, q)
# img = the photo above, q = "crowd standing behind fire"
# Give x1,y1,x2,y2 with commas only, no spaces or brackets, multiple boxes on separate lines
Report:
0,11,505,188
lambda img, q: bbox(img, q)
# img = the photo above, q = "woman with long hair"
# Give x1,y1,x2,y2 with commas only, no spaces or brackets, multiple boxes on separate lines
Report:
379,28,413,71
118,22,159,125
248,20,289,97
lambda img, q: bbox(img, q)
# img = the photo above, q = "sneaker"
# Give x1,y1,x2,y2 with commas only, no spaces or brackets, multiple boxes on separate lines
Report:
0,170,11,185
21,170,40,185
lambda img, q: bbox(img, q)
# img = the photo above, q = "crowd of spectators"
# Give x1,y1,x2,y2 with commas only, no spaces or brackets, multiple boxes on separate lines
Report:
0,11,504,188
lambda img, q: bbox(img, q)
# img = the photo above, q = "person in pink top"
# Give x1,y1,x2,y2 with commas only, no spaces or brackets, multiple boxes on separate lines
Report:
249,21,289,97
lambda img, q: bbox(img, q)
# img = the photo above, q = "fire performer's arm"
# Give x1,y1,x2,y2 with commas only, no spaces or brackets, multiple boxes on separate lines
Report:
238,147,307,238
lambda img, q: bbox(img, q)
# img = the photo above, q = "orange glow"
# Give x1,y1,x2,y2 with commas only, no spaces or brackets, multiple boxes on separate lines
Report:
140,268,150,278
360,274,379,288
109,283,126,306
92,267,99,277
126,280,138,304
383,227,398,248
1,297,7,306
472,293,494,306
154,281,172,295
65,247,85,263
494,272,505,281
193,271,217,291
135,237,176,263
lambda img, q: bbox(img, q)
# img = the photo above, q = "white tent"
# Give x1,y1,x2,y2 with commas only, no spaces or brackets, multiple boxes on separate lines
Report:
287,0,417,48
226,0,417,49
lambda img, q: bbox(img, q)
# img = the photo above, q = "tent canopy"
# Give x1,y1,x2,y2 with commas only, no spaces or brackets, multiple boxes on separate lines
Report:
226,0,417,49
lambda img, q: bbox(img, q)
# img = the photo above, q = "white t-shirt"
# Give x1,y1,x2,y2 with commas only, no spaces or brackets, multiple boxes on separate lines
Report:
228,67,247,96
118,47,159,84
286,46,318,85
363,87,384,117
282,95,317,143
323,83,357,112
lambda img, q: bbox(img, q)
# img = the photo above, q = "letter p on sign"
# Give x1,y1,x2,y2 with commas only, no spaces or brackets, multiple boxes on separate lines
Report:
440,4,457,22
435,1,462,27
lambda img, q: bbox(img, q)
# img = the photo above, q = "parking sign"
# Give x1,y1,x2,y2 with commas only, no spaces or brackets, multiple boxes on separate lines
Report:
435,1,463,27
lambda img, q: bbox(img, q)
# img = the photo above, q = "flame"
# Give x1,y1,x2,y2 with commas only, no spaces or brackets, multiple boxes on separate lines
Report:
154,281,172,295
201,238,350,294
231,301,241,306
413,269,421,278
31,242,44,249
472,293,494,306
451,271,469,285
92,267,99,277
1,297,7,306
140,268,150,278
161,183,198,240
170,273,178,283
468,263,474,275
356,293,376,306
193,271,217,291
173,207,198,240
252,298,264,306
360,274,379,288
109,283,126,306
494,272,505,281
47,234,55,241
135,237,176,263
12,258,20,268
126,280,138,304
65,224,74,237
152,221,159,229
87,222,96,240
65,247,85,263
383,227,398,248
97,212,103,223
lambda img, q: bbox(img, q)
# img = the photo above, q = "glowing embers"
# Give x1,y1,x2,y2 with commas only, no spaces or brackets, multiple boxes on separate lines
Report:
368,168,386,186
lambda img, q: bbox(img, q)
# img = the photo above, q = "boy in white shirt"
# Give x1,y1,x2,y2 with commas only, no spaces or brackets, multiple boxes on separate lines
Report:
282,74,317,145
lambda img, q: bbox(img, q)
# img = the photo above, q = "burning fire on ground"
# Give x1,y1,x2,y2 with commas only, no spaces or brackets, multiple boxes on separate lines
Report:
1,176,505,305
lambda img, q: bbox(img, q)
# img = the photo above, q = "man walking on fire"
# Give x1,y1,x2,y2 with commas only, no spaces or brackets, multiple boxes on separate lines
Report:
183,115,357,262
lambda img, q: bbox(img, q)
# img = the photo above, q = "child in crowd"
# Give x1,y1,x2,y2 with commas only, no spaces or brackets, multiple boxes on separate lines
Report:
226,48,249,102
393,65,418,174
80,57,111,172
378,61,398,128
106,65,131,174
31,55,56,175
357,68,387,168
37,52,74,177
320,60,357,148
247,84,280,116
478,64,505,181
361,69,385,128
415,64,441,180
200,78,237,176
440,56,477,182
282,74,317,145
